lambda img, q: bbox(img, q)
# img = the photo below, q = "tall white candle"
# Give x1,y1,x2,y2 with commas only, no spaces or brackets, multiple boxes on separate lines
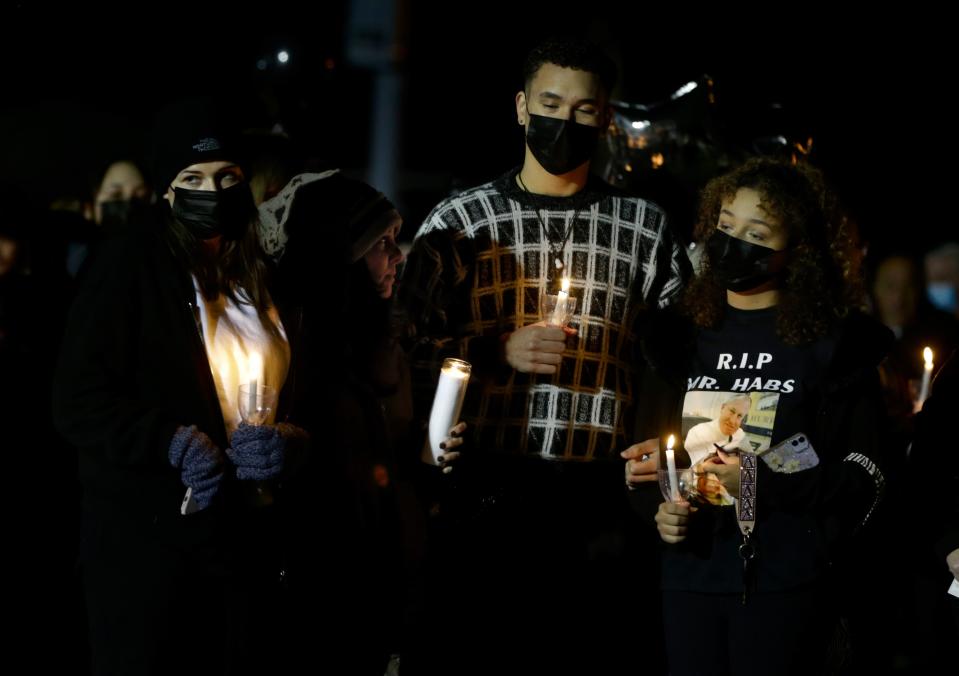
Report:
550,277,571,327
918,347,934,410
248,351,263,419
428,358,471,463
665,434,680,502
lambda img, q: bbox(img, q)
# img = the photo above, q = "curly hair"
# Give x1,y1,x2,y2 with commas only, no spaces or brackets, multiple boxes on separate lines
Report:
522,37,617,95
682,158,864,345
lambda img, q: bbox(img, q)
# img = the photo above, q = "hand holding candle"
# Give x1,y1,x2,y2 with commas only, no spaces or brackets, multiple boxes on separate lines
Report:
428,358,471,464
235,351,278,508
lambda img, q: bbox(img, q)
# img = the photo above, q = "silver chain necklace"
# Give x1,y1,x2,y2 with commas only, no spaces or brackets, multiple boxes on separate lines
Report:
516,172,587,277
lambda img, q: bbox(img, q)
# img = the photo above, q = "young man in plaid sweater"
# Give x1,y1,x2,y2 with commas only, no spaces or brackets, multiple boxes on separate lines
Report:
398,38,687,674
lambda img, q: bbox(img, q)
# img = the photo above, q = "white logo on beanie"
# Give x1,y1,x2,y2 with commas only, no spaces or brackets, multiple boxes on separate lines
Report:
192,137,222,152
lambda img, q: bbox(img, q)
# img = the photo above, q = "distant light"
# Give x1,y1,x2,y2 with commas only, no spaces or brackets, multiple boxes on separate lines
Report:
651,153,665,169
624,163,633,173
324,57,336,70
256,59,268,71
277,50,290,64
630,120,650,130
671,81,698,99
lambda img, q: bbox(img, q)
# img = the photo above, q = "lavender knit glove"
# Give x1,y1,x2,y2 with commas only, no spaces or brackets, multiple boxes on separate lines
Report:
168,425,226,510
227,423,286,481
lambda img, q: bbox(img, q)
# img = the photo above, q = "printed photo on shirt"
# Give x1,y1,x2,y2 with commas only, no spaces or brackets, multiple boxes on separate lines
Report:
679,390,780,506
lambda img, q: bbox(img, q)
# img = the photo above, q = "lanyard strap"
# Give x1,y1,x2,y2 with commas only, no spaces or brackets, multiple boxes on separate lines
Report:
737,450,757,536
737,450,757,604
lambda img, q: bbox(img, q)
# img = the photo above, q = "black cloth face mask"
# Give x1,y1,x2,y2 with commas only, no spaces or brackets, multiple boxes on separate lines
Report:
706,230,789,292
171,183,254,240
525,111,601,175
99,198,149,231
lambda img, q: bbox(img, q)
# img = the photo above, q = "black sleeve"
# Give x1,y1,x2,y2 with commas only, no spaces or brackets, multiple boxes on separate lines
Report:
398,213,506,441
628,325,686,524
758,367,891,535
52,236,179,469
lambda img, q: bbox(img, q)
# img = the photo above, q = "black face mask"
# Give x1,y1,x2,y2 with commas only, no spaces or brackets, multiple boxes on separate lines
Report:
171,183,254,240
99,199,149,231
525,111,601,175
706,230,789,292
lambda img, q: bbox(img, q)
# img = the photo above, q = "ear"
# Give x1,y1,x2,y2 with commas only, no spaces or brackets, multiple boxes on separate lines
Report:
515,90,527,126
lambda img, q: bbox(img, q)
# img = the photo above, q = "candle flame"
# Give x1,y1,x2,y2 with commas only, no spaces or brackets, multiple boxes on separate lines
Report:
560,277,570,293
248,351,263,383
666,434,675,450
924,347,934,369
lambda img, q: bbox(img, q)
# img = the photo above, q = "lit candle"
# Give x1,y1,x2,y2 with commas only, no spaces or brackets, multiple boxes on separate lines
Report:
665,434,680,502
917,347,934,410
428,358,471,463
248,351,263,420
551,277,571,326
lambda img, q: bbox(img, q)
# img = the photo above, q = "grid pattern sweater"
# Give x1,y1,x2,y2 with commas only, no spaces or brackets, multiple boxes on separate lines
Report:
400,169,687,460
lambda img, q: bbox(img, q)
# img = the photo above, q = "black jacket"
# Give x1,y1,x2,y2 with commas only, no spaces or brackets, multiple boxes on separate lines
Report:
632,308,895,592
52,218,302,531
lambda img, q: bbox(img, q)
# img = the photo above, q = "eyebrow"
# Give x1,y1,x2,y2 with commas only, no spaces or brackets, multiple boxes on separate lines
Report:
537,91,599,106
720,208,776,228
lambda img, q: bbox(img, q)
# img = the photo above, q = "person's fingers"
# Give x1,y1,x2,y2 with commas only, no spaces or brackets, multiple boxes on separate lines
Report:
534,339,568,354
655,505,689,540
631,472,659,484
523,362,557,375
539,327,567,341
658,530,687,544
530,351,563,365
620,438,659,459
439,451,461,463
236,462,282,481
662,501,690,516
624,439,661,485
716,449,739,465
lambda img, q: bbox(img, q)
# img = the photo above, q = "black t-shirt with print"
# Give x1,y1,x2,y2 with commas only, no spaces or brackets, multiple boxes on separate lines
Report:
662,305,837,593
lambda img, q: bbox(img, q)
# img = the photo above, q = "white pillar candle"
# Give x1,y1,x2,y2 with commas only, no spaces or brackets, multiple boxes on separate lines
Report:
248,351,263,417
917,347,934,410
550,277,571,327
665,434,680,502
428,358,471,463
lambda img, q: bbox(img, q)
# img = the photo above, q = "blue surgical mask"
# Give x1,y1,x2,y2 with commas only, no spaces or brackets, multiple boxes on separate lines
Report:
927,282,958,313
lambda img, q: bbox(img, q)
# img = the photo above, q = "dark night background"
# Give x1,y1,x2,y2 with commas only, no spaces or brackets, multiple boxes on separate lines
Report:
1,3,953,248
1,3,955,672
